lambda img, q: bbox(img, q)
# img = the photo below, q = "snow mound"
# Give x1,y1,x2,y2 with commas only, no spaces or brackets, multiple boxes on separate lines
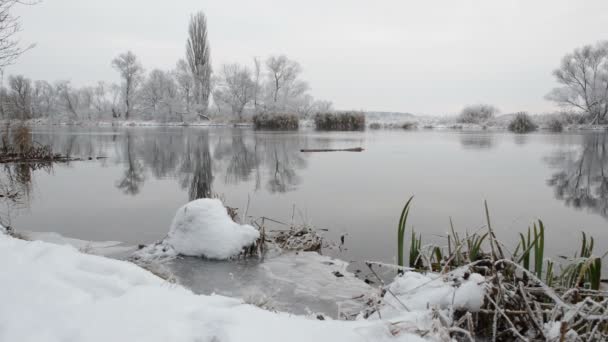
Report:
166,199,260,259
379,270,486,319
0,232,430,342
134,199,260,261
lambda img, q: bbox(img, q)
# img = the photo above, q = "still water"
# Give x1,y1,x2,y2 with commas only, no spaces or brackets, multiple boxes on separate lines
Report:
3,127,608,266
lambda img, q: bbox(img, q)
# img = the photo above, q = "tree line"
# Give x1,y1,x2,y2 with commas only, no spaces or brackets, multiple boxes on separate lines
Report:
0,11,331,123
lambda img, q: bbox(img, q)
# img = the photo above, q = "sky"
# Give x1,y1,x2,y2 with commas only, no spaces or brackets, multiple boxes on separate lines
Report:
7,0,608,115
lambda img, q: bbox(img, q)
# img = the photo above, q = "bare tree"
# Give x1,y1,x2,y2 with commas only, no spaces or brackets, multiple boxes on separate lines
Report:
547,41,608,124
7,74,31,119
175,59,194,113
0,1,36,69
252,56,262,111
141,69,180,121
31,79,54,118
55,80,79,120
214,63,255,120
265,55,301,106
186,11,211,116
111,51,144,120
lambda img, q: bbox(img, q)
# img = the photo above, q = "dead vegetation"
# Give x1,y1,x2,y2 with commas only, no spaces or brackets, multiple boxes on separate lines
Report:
0,124,76,164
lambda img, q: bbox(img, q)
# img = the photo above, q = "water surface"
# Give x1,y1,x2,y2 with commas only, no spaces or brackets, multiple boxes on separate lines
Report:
3,127,607,267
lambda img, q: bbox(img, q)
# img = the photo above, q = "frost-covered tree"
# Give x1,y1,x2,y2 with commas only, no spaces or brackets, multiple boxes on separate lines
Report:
265,55,301,106
547,41,608,124
214,63,255,120
141,69,181,121
175,59,194,114
111,51,144,120
7,74,31,119
457,104,499,124
186,11,211,116
55,80,80,120
31,80,54,118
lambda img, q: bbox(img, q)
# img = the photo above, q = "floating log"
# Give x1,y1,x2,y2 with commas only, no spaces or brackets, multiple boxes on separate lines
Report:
300,147,364,153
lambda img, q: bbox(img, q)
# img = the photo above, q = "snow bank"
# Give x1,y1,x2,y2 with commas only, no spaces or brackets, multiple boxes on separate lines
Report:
133,199,260,261
0,233,430,342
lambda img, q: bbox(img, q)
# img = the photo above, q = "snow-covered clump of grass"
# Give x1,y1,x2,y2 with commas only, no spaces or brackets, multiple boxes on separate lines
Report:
133,199,260,261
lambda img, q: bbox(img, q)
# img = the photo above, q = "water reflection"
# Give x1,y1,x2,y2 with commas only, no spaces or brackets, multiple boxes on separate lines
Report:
115,131,145,195
546,133,608,219
459,133,495,149
37,128,316,197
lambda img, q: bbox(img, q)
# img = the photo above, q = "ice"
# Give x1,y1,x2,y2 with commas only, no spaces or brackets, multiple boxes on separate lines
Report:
167,251,373,318
20,231,135,257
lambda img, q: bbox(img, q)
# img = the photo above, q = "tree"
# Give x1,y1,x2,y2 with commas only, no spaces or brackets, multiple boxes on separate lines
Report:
252,57,262,111
265,55,301,106
141,69,180,121
214,63,255,120
186,11,211,116
55,80,79,120
111,51,144,120
457,104,499,124
175,59,194,113
7,74,31,119
0,1,36,69
547,41,608,124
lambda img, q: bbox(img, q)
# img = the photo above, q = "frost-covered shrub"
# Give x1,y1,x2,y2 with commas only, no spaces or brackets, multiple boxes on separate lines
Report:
457,104,499,124
369,122,382,130
547,118,563,132
314,111,365,131
252,113,299,130
508,112,537,133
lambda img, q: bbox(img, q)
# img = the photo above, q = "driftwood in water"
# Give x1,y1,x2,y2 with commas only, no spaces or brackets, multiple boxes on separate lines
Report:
300,147,364,153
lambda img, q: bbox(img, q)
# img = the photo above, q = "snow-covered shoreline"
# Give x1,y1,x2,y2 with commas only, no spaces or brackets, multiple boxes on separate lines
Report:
0,231,435,342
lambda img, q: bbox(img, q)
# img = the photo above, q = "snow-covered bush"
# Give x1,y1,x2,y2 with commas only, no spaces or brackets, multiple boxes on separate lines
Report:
508,112,537,133
457,104,498,124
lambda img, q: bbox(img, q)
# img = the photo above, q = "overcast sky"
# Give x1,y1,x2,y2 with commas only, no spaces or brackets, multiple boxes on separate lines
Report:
7,0,608,115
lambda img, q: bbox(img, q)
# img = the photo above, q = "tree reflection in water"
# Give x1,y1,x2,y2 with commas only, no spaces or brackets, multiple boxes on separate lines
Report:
546,133,608,219
115,131,145,195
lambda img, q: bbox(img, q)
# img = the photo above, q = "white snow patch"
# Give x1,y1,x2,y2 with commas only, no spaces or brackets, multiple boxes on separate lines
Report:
134,199,260,261
0,233,431,342
379,270,486,319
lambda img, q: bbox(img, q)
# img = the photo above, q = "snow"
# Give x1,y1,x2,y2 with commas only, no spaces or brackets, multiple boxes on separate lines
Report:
378,270,487,319
134,199,260,260
0,232,431,342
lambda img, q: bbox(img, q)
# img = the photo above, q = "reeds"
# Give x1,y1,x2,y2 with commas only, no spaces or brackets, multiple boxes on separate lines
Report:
314,111,365,131
252,113,299,130
391,197,607,340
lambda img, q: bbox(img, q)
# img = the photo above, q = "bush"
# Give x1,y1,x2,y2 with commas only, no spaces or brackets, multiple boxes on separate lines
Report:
401,122,417,130
508,112,537,133
369,122,382,130
457,104,498,124
252,113,299,130
313,111,365,131
547,118,564,132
